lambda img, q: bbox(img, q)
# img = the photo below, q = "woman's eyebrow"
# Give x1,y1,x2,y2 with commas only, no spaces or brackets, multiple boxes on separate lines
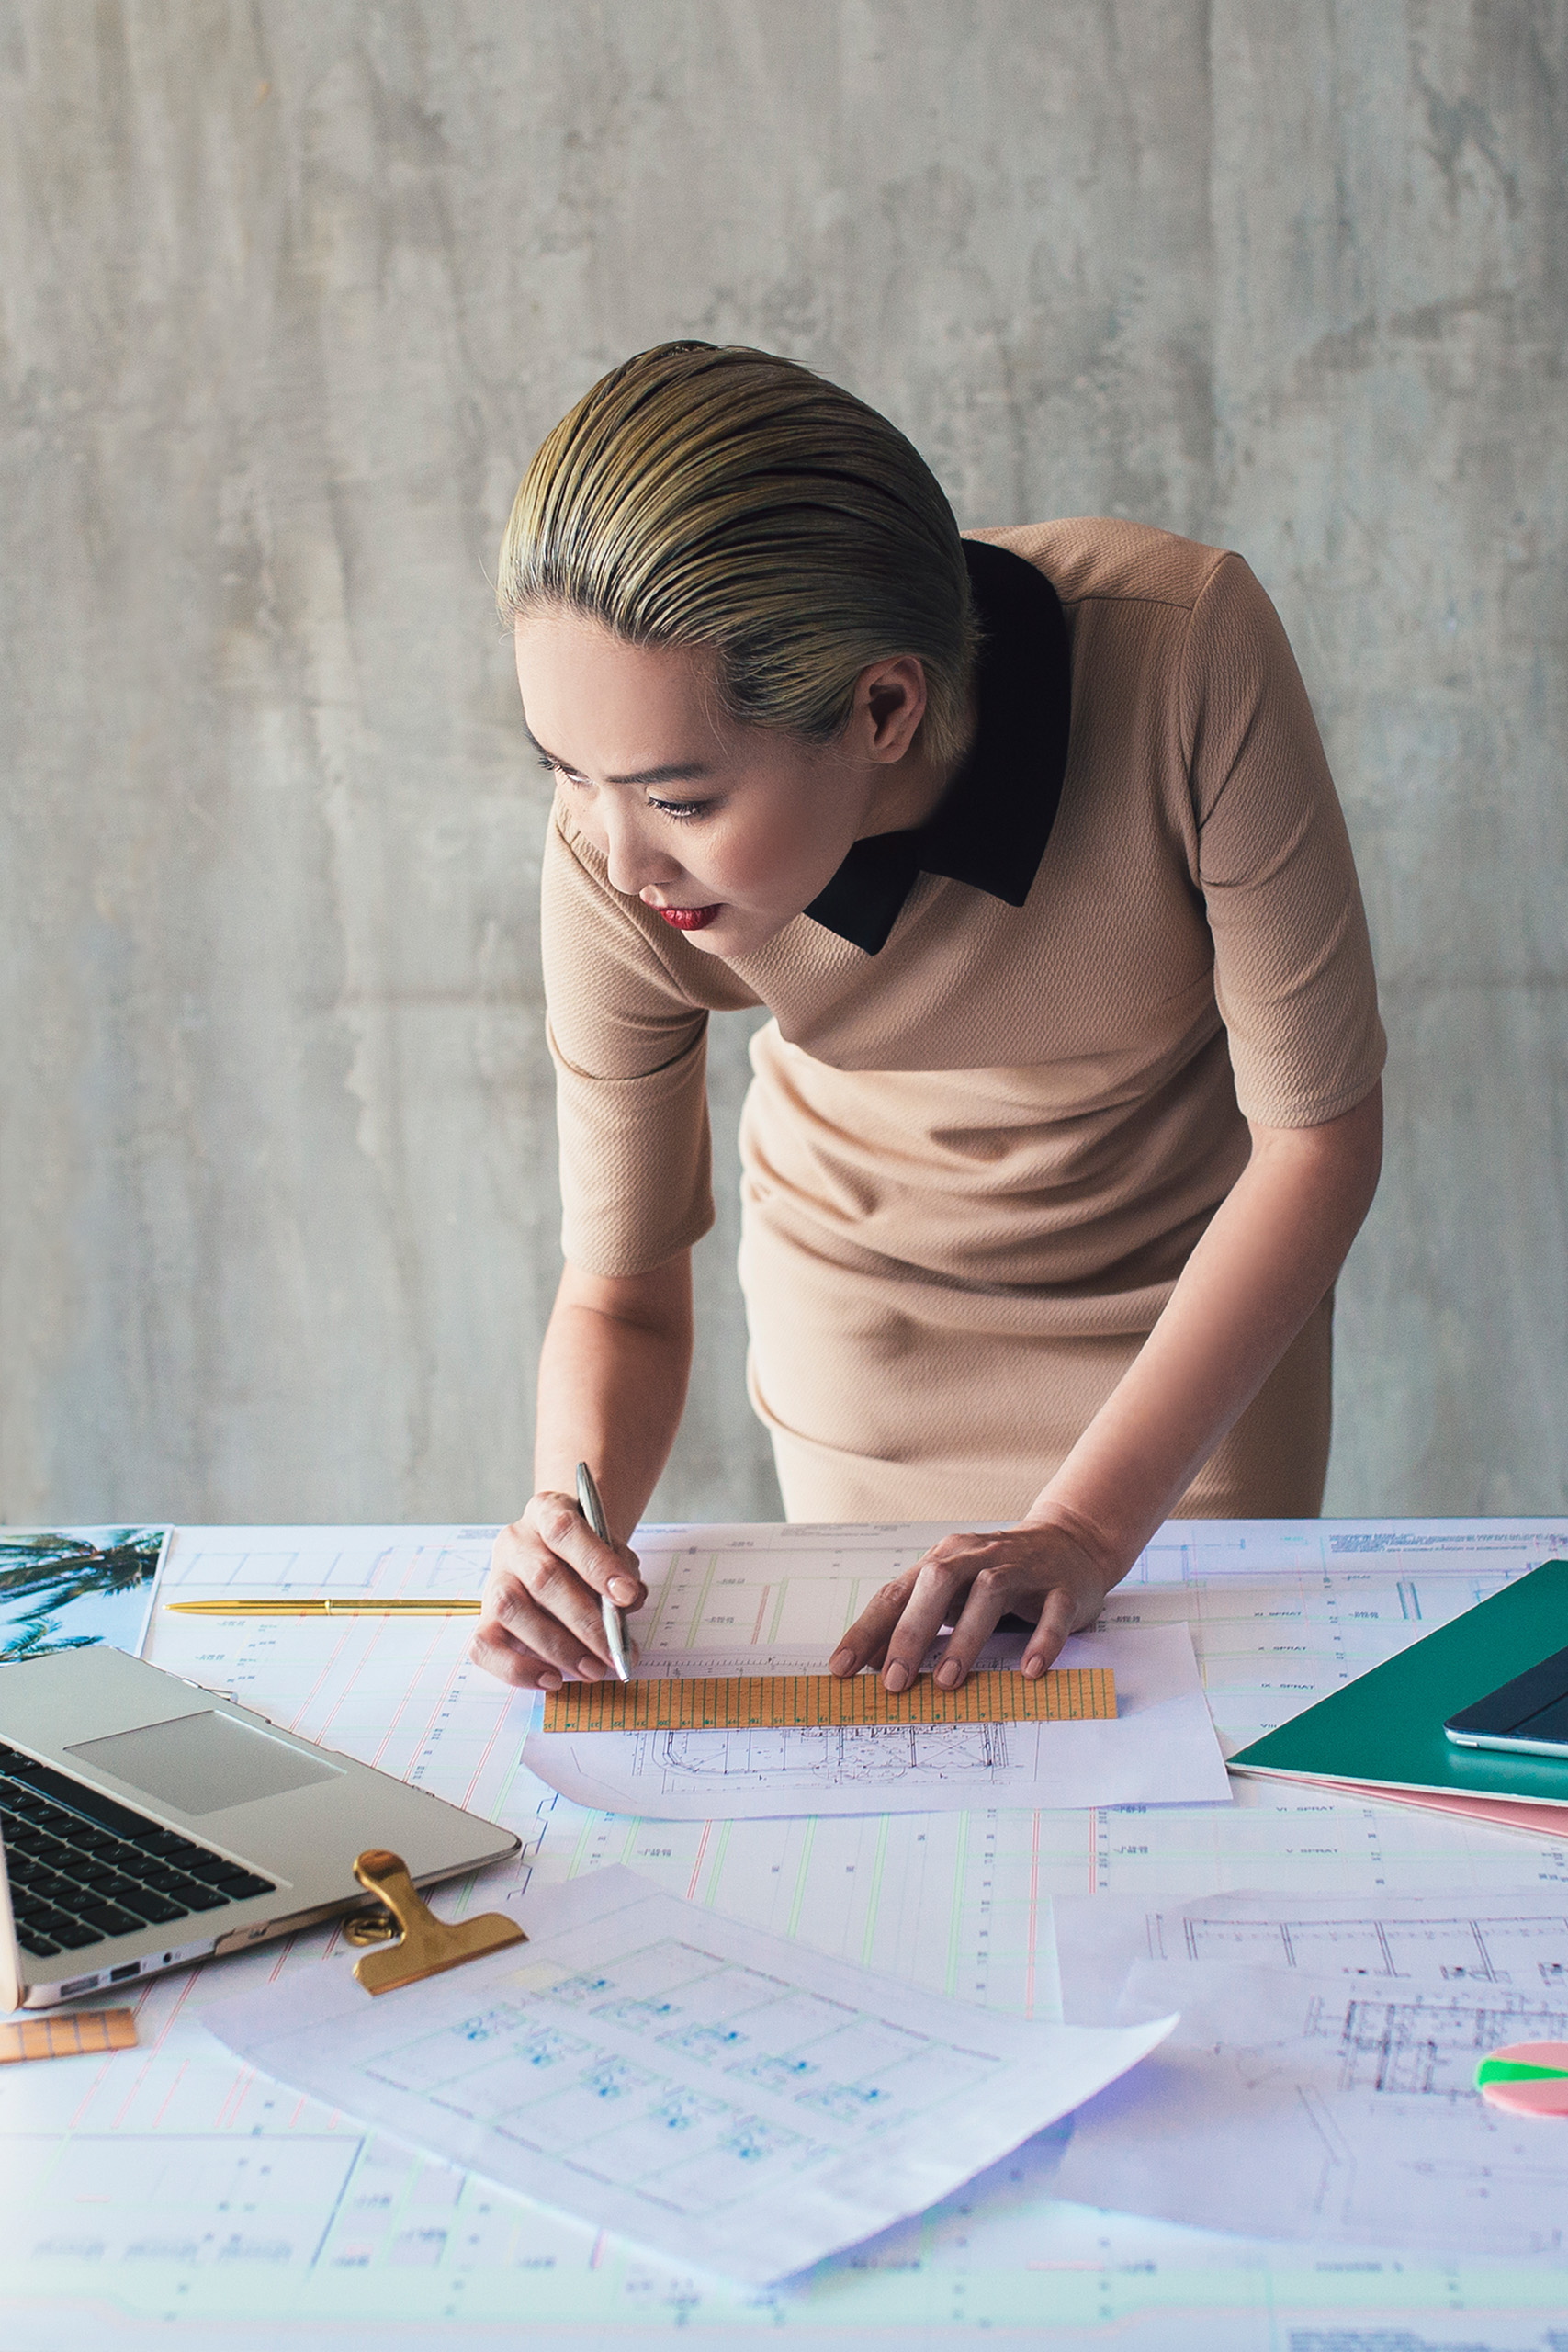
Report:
525,727,715,788
608,761,715,786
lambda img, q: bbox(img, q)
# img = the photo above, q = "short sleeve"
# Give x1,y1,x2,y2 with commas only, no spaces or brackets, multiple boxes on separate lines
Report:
1182,555,1386,1127
542,811,719,1276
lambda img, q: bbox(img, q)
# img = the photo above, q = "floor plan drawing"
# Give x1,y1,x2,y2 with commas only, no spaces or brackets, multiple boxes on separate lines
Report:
1055,1962,1568,2258
654,1721,1012,1781
1054,1893,1568,2026
525,1623,1231,1818
1331,1988,1568,2098
199,1869,1170,2286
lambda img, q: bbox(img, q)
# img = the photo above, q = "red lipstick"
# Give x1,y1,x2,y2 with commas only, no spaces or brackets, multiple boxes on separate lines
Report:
657,904,722,932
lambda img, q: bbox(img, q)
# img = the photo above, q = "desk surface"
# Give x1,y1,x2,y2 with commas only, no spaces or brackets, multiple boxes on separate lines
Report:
5,1515,1568,2351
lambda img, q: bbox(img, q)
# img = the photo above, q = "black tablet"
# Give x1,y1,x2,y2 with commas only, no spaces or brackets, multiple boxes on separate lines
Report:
1444,1640,1568,1758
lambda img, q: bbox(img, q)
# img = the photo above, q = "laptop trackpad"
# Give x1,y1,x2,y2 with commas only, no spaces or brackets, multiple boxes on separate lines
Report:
66,1710,343,1815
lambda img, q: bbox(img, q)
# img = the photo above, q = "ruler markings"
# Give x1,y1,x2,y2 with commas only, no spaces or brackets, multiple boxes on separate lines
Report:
538,1666,1113,1733
0,2009,138,2064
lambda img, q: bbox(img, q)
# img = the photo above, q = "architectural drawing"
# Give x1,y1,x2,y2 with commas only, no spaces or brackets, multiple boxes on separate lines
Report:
656,1722,1010,1781
1056,1963,1568,2257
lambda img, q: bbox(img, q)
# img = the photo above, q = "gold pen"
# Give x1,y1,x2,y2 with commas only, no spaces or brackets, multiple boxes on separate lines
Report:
167,1479,634,1668
164,1598,480,1616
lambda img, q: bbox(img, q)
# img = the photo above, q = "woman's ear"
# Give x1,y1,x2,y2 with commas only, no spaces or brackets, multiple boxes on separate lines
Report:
859,656,930,762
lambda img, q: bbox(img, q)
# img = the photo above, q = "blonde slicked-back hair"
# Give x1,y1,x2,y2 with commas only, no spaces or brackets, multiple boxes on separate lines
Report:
498,343,979,766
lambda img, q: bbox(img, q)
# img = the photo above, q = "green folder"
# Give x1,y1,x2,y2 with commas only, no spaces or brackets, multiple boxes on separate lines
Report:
1228,1560,1568,1808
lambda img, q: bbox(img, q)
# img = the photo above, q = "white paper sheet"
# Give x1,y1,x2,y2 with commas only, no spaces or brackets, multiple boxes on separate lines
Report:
1053,1954,1568,2259
525,1621,1230,1820
1052,1887,1568,2024
201,1865,1172,2287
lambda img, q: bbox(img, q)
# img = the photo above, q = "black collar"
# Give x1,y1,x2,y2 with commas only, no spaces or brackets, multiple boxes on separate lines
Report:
804,538,1072,956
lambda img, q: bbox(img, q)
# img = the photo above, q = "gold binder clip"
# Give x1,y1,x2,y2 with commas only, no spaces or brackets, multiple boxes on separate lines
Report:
348,1848,525,1996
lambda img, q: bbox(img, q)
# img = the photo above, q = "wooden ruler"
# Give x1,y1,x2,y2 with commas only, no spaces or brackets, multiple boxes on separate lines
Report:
538,1665,1114,1733
0,2009,138,2065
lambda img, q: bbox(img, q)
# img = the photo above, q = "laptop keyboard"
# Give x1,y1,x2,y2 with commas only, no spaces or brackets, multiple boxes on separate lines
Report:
1,1739,276,1961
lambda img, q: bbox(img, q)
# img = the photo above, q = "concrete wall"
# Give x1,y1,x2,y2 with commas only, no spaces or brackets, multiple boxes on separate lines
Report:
1,2,1562,1526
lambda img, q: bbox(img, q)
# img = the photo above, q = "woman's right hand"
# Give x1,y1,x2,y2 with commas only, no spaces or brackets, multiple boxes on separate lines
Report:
469,1491,647,1690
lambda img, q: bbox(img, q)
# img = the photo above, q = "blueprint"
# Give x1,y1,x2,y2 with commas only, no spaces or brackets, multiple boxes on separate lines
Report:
5,1516,1568,2346
1053,1888,1568,2024
204,1865,1172,2285
1054,1957,1568,2257
525,1622,1232,1817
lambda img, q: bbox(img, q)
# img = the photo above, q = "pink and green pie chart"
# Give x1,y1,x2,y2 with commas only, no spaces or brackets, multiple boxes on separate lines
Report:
1475,2042,1568,2118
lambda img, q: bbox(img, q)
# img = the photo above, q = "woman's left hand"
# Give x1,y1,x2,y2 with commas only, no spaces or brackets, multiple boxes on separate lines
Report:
828,1517,1118,1690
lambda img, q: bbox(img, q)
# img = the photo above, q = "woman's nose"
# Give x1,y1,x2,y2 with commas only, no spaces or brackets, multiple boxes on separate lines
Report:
602,812,678,899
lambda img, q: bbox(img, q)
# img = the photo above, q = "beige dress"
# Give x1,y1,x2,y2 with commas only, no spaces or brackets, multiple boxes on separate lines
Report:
540,520,1385,1522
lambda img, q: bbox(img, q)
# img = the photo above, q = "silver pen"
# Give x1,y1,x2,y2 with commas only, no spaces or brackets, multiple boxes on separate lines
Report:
576,1461,630,1682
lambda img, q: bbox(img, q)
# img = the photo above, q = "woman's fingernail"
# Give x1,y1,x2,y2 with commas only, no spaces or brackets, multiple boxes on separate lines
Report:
610,1577,638,1603
829,1646,854,1675
884,1662,911,1693
1022,1656,1043,1679
577,1657,604,1679
538,1670,562,1690
935,1660,962,1688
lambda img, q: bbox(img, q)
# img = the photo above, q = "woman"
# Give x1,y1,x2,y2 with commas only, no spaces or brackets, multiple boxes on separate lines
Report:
472,343,1384,1697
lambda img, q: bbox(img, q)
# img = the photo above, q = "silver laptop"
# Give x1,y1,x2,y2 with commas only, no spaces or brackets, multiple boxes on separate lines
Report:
0,1645,518,2010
